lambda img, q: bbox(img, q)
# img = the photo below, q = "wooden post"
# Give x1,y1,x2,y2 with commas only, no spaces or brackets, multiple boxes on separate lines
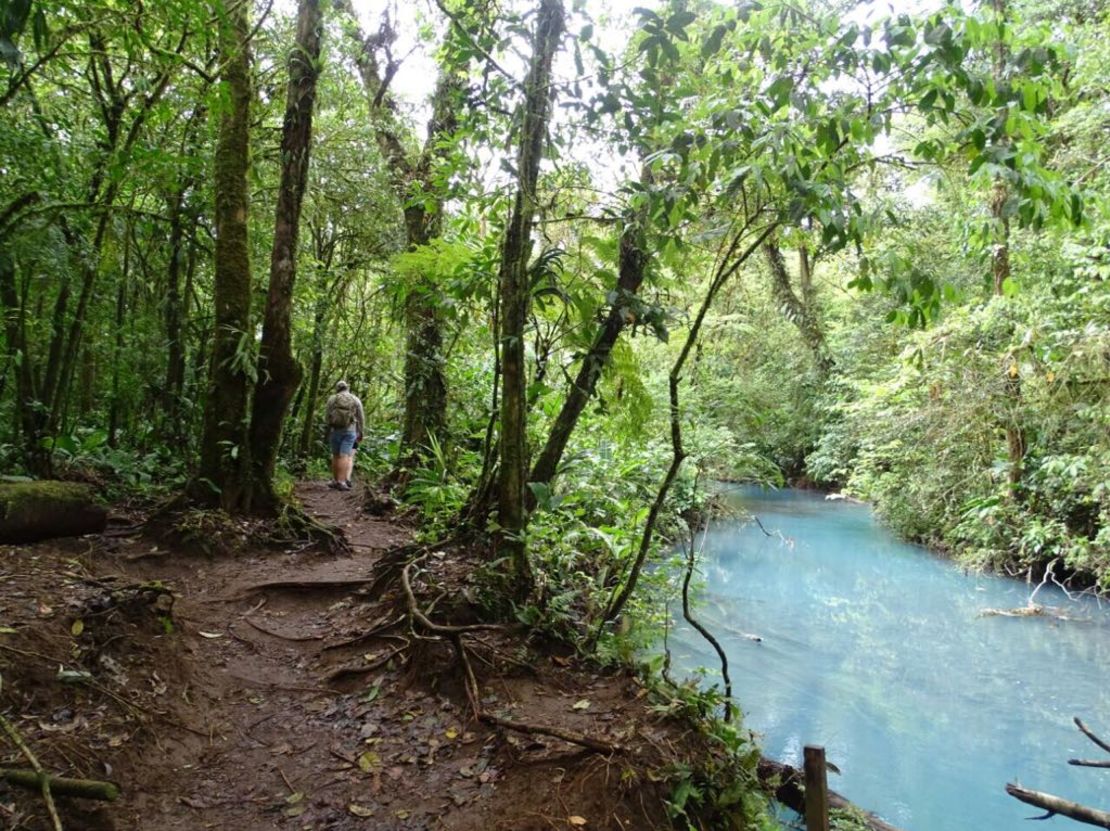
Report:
804,745,830,831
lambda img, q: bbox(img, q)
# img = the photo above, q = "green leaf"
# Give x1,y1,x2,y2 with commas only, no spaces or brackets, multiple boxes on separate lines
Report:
766,75,793,109
701,24,727,59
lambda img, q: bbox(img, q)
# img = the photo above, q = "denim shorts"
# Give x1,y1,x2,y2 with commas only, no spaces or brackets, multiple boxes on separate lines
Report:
329,428,357,456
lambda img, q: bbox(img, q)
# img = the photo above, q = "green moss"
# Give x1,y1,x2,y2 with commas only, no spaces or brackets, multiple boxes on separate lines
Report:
0,481,100,520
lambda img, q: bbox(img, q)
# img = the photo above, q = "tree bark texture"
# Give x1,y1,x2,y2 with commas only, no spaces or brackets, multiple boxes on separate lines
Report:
528,214,648,494
497,0,564,593
195,0,253,510
247,0,322,506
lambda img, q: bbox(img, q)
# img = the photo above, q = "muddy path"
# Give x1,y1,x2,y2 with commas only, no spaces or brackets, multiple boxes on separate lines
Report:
1,484,688,831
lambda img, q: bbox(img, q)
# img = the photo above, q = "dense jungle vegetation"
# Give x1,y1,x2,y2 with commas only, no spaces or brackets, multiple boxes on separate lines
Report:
0,0,1107,622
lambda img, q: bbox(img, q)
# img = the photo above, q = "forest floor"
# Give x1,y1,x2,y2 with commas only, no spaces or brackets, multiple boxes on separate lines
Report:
0,481,717,830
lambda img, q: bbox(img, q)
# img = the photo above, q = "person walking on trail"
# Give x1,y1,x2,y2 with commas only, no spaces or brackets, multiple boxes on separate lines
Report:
325,380,363,491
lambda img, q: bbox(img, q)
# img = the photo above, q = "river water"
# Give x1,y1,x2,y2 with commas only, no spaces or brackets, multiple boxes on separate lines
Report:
669,486,1110,831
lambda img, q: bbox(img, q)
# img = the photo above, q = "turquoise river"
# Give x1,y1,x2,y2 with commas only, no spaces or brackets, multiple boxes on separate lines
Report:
670,486,1110,830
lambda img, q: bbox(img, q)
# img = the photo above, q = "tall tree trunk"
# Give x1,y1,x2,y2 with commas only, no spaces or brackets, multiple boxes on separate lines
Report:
0,249,38,457
164,189,188,435
297,293,329,458
48,213,111,436
194,0,253,510
528,213,648,496
763,240,833,377
990,0,1025,489
107,224,131,448
247,0,322,507
497,0,564,594
400,207,446,454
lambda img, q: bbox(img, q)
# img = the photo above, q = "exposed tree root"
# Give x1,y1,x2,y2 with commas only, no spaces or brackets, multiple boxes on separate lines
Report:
322,614,407,651
451,633,621,755
387,552,621,756
323,644,409,684
400,556,515,635
270,503,352,556
229,577,375,600
364,536,459,597
242,617,324,641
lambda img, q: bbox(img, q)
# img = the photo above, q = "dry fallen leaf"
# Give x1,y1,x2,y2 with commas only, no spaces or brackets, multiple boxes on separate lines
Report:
445,727,459,740
572,699,591,711
70,619,84,636
568,816,588,826
197,631,223,639
358,751,380,773
348,803,374,818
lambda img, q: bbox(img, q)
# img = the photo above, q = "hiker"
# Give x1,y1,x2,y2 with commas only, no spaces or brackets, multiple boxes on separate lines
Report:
324,380,364,491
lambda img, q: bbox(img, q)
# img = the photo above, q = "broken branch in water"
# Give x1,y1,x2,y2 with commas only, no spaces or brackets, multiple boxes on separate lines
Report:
978,604,1074,620
1005,784,1110,828
1004,716,1110,828
1075,717,1110,755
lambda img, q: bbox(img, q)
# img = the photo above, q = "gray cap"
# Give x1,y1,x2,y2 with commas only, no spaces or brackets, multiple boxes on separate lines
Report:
335,380,349,392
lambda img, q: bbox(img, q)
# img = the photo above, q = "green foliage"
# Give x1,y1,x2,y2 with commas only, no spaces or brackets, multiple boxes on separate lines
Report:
644,674,775,830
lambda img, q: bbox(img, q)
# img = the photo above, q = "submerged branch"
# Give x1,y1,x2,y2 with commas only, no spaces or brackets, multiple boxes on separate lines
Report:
1005,783,1110,828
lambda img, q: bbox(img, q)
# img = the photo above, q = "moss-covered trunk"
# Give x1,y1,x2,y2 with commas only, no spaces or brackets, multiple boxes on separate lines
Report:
497,0,564,594
0,481,107,544
248,0,322,508
195,0,253,511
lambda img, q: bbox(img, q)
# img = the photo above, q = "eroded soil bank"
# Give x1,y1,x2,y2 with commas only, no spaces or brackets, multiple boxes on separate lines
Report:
0,483,728,830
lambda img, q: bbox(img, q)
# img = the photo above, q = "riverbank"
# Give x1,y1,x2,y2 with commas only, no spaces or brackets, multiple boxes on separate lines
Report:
0,482,765,830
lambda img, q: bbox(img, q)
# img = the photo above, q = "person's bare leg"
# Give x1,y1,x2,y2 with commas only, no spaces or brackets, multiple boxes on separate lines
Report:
331,454,342,483
337,453,353,484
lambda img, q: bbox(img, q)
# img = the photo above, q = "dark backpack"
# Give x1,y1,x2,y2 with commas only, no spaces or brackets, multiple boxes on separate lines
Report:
328,392,357,429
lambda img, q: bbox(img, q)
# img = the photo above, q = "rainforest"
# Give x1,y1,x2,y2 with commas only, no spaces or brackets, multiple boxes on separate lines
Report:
0,0,1107,828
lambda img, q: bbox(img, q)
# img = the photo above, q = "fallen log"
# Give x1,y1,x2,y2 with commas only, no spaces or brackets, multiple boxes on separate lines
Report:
0,768,120,801
757,757,904,831
1006,783,1110,828
0,481,107,544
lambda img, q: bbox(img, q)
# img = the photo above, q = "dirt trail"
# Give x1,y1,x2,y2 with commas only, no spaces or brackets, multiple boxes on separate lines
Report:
1,483,688,831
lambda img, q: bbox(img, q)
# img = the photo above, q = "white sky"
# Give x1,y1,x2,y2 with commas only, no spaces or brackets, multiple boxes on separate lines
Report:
339,0,943,204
